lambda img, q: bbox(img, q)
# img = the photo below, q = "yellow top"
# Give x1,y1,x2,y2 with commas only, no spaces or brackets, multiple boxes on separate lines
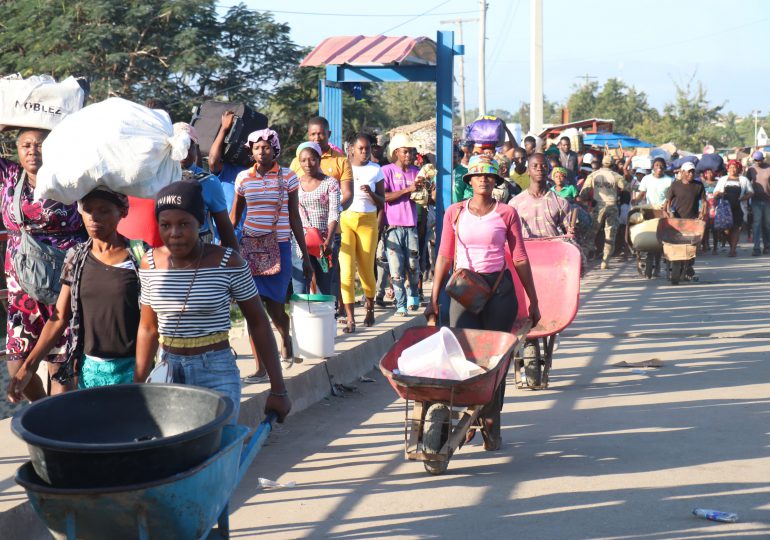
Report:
159,331,230,348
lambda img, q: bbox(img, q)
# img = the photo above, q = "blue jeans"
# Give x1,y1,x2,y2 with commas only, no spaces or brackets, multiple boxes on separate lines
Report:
161,347,241,424
384,226,420,310
291,235,339,296
752,199,770,251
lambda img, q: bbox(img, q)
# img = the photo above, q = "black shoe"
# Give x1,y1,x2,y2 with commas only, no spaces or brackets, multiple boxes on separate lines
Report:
764,248,769,255
752,249,761,256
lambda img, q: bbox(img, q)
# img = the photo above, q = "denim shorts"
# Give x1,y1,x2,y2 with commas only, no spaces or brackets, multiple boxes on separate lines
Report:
161,347,241,424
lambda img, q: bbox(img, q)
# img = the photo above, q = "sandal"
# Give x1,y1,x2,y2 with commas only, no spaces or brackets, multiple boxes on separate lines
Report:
342,320,356,334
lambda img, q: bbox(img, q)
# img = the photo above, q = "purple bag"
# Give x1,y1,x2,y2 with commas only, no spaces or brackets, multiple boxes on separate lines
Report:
464,117,505,146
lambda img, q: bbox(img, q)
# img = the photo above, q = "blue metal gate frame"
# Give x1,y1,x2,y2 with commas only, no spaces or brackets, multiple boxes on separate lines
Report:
317,30,462,240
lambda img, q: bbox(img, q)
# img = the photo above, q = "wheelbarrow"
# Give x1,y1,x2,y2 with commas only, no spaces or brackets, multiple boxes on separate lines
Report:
508,237,582,389
626,206,666,278
657,218,706,285
15,414,276,540
380,325,528,475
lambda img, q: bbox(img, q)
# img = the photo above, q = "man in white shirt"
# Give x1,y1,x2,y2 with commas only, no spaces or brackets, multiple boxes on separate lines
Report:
633,157,673,209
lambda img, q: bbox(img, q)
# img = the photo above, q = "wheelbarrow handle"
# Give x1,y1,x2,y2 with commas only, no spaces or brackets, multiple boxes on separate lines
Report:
237,412,277,483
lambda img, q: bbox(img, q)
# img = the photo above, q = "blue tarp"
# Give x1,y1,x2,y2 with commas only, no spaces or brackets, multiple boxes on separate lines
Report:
583,132,654,148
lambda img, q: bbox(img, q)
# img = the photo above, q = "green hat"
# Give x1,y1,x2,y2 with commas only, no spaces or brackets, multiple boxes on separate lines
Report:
463,155,505,186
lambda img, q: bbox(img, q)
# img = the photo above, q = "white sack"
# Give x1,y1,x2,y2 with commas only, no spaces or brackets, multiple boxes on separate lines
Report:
397,327,484,381
0,74,86,131
35,98,189,204
631,155,652,170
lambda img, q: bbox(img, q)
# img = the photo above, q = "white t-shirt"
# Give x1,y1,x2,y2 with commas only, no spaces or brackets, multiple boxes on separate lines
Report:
348,162,384,213
638,174,673,208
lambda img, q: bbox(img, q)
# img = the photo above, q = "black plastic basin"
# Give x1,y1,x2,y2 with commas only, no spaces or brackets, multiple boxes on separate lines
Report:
11,383,233,488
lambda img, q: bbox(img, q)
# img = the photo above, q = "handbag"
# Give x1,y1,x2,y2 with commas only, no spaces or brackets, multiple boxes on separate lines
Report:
240,169,285,276
444,205,505,314
11,171,67,305
714,198,733,230
146,247,203,384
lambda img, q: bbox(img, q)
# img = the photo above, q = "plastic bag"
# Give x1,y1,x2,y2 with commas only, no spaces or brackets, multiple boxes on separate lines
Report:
464,116,505,146
631,155,652,170
397,327,484,381
0,74,87,131
35,97,188,204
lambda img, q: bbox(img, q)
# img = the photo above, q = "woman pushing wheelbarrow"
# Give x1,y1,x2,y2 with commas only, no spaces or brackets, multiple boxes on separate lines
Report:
423,155,540,451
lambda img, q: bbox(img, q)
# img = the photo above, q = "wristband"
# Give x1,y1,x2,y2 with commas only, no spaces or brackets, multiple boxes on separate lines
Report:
270,390,289,398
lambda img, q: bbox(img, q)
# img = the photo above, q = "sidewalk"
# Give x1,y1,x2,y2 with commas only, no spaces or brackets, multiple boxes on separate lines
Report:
0,297,428,540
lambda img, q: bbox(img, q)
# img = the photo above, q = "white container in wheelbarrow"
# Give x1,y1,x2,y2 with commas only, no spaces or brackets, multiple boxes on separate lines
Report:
290,294,336,359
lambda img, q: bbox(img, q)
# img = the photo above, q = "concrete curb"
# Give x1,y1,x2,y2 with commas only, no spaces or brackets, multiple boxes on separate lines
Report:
1,315,425,540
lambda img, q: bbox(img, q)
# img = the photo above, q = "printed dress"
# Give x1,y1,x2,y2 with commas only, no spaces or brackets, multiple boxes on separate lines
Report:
0,158,84,362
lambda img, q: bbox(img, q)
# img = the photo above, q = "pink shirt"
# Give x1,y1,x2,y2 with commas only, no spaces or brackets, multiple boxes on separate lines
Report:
438,201,528,273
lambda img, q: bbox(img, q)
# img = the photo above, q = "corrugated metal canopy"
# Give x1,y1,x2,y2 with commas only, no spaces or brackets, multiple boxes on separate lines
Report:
300,35,437,67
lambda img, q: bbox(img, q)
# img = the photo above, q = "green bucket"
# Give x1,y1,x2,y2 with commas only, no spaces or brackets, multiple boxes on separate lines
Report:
290,293,336,303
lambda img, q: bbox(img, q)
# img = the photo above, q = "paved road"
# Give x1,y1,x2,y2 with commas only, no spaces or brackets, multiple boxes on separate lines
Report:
229,248,770,539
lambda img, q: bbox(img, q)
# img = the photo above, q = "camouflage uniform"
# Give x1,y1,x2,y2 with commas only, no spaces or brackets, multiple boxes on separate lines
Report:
579,167,627,264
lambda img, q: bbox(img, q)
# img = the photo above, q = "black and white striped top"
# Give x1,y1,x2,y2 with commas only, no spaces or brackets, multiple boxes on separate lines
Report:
139,248,258,338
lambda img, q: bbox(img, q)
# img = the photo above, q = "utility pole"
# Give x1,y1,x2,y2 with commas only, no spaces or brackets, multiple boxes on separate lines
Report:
441,17,478,127
478,0,487,116
576,73,597,87
530,0,543,134
753,109,762,146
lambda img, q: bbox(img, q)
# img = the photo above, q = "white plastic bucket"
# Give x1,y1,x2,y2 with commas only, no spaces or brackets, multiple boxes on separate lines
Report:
290,294,336,359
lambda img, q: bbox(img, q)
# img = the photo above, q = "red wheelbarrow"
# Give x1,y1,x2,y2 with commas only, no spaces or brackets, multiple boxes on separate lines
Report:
380,324,529,475
508,237,582,389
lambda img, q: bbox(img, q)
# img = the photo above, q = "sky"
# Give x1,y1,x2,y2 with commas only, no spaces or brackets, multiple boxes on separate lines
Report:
225,0,770,118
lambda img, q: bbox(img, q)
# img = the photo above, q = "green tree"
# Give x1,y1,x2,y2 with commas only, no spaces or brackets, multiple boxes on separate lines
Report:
634,80,723,152
0,1,303,121
566,78,654,133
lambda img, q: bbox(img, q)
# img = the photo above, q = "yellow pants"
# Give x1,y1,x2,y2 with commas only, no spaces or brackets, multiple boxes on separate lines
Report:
339,210,378,304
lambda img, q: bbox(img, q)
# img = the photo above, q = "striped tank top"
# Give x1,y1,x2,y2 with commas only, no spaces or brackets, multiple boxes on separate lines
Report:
139,247,258,338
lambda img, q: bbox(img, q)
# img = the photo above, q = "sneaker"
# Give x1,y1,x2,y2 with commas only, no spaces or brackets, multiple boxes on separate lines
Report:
752,249,761,256
764,247,769,255
242,371,269,384
600,261,609,270
375,296,387,307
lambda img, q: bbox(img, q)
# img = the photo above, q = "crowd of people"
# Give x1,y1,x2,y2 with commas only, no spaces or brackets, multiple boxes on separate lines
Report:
2,106,768,444
450,134,770,270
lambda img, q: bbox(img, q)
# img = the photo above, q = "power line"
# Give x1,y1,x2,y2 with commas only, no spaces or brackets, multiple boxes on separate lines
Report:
488,0,520,72
216,3,475,17
379,0,452,34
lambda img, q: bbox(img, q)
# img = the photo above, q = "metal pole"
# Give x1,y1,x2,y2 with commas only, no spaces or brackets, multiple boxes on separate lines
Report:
478,0,487,116
440,18,478,128
458,21,467,126
530,0,544,135
755,110,761,147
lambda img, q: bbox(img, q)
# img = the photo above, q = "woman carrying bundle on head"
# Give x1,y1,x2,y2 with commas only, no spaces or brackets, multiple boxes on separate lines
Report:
2,128,85,401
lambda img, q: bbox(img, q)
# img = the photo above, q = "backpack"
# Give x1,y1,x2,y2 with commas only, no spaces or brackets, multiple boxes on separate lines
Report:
714,199,733,230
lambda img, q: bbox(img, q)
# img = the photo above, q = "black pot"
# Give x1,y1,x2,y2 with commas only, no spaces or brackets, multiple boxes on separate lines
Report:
11,383,233,488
